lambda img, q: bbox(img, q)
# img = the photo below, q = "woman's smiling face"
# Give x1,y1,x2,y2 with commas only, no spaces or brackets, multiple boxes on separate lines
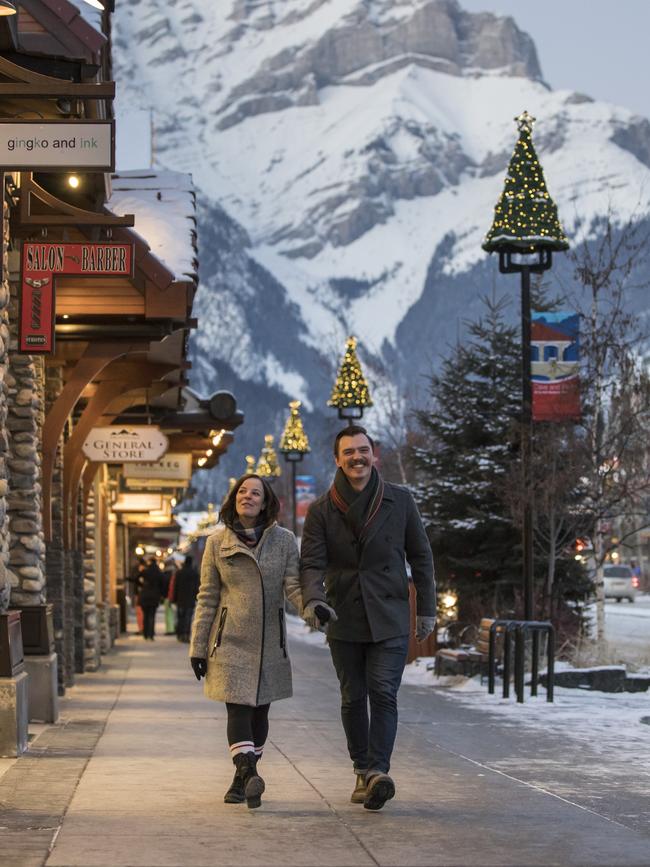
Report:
236,477,265,526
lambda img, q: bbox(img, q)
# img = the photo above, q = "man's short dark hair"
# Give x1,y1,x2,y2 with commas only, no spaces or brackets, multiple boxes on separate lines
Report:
333,425,375,456
219,473,280,529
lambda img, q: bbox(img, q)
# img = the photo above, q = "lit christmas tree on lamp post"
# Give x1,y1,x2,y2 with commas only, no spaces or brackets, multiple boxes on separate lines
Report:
279,400,311,534
328,336,373,424
256,434,282,481
483,110,569,621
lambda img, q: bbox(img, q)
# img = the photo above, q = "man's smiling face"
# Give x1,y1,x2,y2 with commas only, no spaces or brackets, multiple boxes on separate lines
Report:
335,432,375,489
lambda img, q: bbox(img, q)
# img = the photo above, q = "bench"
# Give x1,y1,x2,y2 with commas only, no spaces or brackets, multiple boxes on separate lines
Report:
434,618,504,678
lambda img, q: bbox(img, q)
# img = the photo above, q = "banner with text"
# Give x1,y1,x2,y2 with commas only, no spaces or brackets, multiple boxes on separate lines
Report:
20,241,134,353
531,312,581,422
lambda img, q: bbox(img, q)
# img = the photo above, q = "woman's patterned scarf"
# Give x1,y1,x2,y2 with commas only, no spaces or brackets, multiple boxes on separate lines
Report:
232,519,266,548
329,466,384,542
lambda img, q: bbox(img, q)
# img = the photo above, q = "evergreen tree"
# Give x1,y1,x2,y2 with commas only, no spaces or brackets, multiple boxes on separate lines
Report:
483,111,569,254
411,297,522,616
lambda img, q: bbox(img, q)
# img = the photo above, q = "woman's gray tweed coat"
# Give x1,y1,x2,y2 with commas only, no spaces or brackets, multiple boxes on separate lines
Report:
189,523,302,706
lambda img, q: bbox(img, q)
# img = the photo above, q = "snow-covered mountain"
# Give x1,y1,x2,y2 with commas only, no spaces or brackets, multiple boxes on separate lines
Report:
112,0,650,491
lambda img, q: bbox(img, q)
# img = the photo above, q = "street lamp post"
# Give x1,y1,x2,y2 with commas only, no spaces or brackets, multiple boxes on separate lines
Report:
483,111,569,621
279,401,310,534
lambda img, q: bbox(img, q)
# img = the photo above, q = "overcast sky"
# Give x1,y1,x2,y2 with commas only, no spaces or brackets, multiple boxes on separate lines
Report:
460,0,650,120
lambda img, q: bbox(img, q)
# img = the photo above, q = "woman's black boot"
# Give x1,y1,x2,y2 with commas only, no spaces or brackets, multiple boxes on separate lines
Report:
233,752,265,809
223,769,246,804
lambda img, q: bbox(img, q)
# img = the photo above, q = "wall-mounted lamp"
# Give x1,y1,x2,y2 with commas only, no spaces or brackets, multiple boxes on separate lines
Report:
67,174,80,189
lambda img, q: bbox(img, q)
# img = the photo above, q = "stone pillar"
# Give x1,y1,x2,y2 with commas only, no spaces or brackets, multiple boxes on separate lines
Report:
0,197,12,612
44,363,68,693
6,333,46,606
83,486,100,671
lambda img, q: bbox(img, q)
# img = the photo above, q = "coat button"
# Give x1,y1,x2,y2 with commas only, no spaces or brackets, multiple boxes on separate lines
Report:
383,566,390,572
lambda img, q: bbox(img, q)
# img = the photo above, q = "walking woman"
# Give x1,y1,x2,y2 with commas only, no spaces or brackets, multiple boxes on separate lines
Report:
189,474,303,809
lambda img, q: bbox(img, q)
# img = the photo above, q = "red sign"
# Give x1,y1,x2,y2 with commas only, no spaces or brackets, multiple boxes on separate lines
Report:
19,242,134,354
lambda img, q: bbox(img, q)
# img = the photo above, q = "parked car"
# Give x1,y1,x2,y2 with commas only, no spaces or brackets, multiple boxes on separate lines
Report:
603,564,638,603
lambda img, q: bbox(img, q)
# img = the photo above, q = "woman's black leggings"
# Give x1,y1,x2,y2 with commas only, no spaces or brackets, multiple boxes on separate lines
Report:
226,702,270,759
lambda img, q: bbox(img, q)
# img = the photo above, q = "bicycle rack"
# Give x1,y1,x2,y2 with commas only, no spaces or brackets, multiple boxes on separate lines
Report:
488,619,555,703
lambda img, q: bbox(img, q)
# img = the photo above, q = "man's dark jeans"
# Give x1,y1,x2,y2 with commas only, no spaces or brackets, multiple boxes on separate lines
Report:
328,634,409,775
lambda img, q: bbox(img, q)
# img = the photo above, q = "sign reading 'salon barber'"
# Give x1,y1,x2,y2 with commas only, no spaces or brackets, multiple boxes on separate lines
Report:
82,427,169,463
0,120,114,170
19,241,134,353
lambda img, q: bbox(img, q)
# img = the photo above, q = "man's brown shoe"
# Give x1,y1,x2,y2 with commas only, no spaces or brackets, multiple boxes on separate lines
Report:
350,773,367,804
363,773,395,811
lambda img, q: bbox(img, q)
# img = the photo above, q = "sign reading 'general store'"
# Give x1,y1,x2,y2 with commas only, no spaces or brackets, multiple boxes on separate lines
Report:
82,427,169,463
19,241,134,354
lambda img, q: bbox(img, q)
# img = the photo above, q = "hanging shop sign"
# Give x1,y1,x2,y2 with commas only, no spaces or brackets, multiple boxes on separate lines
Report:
0,120,114,170
531,312,581,422
122,453,193,481
19,241,134,353
112,493,163,513
82,427,169,463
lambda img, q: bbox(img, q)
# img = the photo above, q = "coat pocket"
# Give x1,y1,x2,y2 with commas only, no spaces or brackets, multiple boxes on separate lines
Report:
278,607,287,658
210,607,228,657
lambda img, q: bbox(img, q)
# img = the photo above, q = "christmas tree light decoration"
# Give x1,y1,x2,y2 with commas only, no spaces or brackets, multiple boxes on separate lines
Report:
244,455,256,475
256,434,282,478
279,400,310,459
328,336,373,421
483,111,569,254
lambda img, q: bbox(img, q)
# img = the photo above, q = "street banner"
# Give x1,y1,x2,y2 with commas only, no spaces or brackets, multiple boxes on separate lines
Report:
295,475,317,530
531,312,580,421
19,241,134,353
82,427,169,463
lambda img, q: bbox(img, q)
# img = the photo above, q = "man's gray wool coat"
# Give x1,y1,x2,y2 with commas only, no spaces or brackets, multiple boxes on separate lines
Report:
190,523,303,706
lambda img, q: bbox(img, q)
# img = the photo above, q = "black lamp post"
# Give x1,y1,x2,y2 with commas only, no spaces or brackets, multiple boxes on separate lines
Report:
483,111,569,621
279,401,310,534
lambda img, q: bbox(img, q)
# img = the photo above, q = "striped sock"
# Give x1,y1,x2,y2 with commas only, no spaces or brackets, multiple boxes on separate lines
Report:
229,740,255,758
254,744,264,760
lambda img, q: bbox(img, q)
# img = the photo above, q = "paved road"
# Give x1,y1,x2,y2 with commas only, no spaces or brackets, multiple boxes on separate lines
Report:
605,593,650,655
1,630,649,867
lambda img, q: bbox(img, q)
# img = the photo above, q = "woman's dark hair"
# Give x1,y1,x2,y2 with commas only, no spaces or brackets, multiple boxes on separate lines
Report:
219,473,280,529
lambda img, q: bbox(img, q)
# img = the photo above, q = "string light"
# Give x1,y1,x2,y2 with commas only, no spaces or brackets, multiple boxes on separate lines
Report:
328,336,373,413
279,400,310,456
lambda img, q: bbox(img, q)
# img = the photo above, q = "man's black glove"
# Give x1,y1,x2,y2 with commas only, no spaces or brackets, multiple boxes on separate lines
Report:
315,604,332,624
191,657,207,681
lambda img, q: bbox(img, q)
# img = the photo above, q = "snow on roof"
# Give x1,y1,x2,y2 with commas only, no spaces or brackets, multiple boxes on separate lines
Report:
73,0,103,34
109,170,198,282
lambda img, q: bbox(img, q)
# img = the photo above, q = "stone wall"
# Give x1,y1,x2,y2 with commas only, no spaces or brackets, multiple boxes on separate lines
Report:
0,196,11,611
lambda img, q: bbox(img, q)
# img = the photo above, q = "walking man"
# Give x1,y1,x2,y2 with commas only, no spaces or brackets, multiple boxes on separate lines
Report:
172,555,200,642
300,425,435,811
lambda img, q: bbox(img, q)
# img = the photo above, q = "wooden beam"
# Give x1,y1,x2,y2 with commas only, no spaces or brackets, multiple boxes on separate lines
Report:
0,82,115,97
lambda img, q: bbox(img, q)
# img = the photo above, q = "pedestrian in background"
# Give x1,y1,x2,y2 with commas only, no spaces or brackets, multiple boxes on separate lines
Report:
162,559,176,635
300,425,436,811
171,555,200,642
139,557,165,640
190,474,303,809
130,558,146,635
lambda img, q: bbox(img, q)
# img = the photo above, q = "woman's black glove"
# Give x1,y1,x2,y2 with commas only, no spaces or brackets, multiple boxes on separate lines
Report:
191,657,207,681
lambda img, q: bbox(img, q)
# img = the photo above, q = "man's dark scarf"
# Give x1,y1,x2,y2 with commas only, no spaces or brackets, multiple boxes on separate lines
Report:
232,519,265,548
330,466,384,542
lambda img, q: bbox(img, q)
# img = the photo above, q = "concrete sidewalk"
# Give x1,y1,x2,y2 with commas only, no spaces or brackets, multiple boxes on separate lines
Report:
1,627,649,867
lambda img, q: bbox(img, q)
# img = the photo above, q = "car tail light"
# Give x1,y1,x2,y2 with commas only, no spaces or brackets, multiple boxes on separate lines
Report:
632,576,640,589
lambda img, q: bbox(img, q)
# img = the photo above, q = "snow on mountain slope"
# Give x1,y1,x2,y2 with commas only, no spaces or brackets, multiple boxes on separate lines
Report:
112,0,650,472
